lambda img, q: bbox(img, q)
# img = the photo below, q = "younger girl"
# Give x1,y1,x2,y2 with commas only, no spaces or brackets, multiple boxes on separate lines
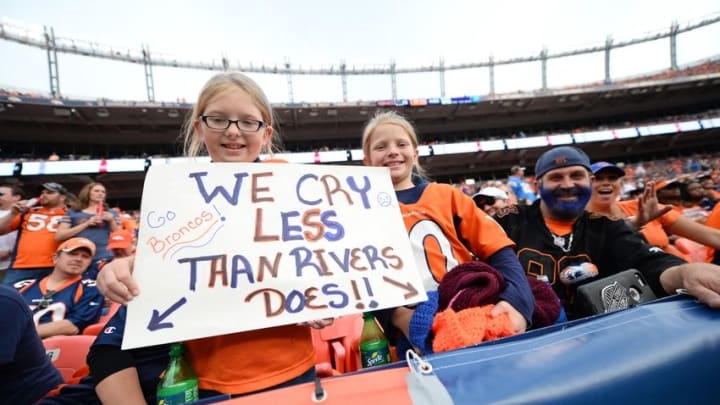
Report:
361,111,534,346
95,72,326,401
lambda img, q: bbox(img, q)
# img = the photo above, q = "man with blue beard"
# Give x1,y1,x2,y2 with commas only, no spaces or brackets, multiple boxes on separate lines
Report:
494,146,720,319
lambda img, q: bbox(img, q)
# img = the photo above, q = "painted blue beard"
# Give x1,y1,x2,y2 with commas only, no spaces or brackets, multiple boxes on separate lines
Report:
540,184,592,220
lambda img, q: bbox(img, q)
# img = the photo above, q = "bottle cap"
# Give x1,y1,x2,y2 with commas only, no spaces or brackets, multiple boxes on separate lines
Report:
169,343,185,357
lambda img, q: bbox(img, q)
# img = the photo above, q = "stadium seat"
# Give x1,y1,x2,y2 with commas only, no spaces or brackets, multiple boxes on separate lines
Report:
311,313,363,376
673,237,710,263
43,335,95,382
82,302,121,336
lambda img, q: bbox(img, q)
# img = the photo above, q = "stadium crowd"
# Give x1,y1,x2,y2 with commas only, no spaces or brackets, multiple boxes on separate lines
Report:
2,135,720,403
2,70,720,404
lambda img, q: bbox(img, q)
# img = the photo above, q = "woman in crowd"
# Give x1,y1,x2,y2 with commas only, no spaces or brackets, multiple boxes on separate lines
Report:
587,162,720,261
55,182,120,279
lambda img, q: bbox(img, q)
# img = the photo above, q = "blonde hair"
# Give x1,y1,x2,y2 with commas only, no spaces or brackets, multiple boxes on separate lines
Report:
181,72,280,157
361,111,425,176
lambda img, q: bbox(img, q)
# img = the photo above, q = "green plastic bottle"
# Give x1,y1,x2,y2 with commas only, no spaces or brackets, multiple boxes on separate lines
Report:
359,312,391,368
156,343,199,405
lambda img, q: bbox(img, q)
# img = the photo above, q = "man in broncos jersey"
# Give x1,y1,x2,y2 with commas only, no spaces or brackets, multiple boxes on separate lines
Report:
16,237,103,338
0,182,69,285
494,146,720,319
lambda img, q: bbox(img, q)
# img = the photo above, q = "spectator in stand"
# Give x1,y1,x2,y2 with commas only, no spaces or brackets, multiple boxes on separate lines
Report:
96,229,136,273
16,237,103,339
680,180,710,223
472,186,510,216
657,181,683,206
361,111,534,352
587,162,720,262
0,182,68,285
55,182,120,280
0,285,64,403
493,147,720,319
113,206,139,238
705,202,720,265
701,175,720,200
96,71,331,399
508,165,536,204
107,229,135,259
40,234,161,405
0,185,23,282
699,175,718,210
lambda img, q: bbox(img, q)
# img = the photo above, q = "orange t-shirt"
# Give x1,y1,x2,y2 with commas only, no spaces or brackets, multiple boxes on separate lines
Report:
705,203,720,263
184,157,315,394
185,325,315,394
9,206,66,269
616,200,685,259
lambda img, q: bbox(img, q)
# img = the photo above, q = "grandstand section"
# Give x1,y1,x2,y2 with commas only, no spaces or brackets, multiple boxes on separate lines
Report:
1,17,720,209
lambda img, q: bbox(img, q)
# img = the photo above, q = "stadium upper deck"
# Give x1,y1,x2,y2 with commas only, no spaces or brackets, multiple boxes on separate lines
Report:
1,17,720,208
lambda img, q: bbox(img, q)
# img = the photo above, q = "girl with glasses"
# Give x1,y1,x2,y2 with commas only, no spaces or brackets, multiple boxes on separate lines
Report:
91,72,324,403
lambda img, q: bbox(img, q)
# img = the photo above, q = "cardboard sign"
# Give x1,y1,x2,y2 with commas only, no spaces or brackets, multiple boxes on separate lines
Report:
122,162,426,349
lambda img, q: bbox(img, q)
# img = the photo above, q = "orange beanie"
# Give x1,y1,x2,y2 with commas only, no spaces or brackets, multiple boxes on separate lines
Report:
431,304,516,353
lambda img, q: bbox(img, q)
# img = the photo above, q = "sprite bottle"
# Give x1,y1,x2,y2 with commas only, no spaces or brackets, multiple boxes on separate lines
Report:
156,343,199,404
359,312,391,368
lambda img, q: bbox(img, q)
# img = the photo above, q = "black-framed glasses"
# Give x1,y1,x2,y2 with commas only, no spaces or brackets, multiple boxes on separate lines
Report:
200,115,267,132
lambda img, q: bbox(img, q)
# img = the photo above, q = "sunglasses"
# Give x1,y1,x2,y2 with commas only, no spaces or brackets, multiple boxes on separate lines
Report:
37,290,56,309
474,196,497,206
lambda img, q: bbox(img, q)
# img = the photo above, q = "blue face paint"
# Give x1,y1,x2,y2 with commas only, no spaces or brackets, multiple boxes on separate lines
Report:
540,182,592,220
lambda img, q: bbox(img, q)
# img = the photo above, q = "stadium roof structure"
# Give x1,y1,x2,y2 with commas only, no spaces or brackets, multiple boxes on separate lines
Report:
2,67,720,209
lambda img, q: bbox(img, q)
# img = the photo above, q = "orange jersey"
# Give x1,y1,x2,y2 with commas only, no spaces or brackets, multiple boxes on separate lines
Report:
9,206,67,269
397,182,514,291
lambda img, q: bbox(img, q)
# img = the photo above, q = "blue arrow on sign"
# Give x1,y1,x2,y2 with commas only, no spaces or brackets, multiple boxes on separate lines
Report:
147,297,188,331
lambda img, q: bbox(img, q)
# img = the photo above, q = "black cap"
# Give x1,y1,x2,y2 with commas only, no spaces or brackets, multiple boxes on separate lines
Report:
38,182,68,195
534,146,591,178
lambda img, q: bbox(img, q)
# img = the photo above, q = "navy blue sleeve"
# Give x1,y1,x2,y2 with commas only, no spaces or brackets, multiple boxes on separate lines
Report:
0,291,25,363
489,247,535,324
0,285,64,403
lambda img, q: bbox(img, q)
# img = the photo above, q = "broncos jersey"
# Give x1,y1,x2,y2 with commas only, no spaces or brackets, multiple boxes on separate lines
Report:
396,181,514,292
16,276,104,332
493,200,686,319
9,206,66,269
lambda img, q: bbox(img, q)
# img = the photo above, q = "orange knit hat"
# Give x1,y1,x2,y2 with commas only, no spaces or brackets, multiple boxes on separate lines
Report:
431,304,516,353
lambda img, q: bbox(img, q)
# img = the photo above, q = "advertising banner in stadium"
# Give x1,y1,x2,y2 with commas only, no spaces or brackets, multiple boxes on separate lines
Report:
122,163,426,349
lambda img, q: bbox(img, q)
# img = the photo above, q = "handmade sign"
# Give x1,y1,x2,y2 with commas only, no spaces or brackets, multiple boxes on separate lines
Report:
122,162,426,349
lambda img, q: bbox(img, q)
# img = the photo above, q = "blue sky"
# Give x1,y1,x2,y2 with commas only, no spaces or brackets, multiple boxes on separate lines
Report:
1,0,719,103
